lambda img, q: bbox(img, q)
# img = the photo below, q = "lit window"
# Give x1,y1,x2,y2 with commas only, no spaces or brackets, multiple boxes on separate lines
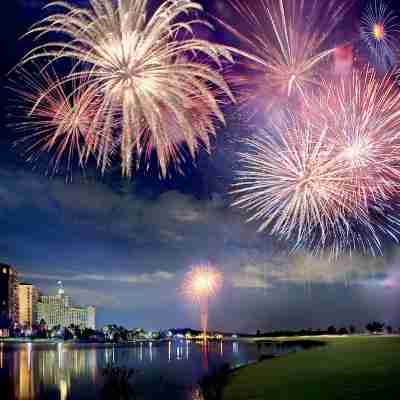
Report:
2,268,6,274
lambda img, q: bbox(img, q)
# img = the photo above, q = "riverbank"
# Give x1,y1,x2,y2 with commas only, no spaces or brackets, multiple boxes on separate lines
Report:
223,335,400,399
0,337,169,346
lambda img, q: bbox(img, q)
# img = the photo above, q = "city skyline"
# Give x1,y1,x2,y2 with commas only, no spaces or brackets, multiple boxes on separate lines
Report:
0,262,96,333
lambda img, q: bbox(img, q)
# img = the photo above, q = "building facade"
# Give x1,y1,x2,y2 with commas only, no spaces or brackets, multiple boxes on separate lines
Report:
17,283,39,330
36,282,95,330
0,263,18,336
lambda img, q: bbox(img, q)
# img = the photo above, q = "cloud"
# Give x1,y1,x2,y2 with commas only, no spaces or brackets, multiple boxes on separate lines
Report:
1,165,399,329
21,270,175,285
232,265,273,289
1,165,396,289
65,287,120,308
227,249,393,291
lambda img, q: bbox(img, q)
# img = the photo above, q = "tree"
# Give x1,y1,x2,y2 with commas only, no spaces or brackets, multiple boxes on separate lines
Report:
387,326,393,334
366,321,385,333
327,325,337,335
338,327,349,335
349,325,356,334
63,327,73,340
81,328,97,341
37,319,48,338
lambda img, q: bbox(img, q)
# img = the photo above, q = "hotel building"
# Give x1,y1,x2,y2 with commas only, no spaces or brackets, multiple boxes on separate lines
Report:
17,283,40,330
36,282,95,330
0,263,18,336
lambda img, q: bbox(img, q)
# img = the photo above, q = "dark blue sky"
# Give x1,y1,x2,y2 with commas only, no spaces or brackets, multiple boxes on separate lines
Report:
0,0,399,331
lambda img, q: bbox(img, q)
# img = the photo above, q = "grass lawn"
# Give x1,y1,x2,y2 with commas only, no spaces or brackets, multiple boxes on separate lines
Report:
223,336,400,400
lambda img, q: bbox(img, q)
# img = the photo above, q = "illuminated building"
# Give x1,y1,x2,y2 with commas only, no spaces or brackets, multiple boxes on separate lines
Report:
36,282,95,329
0,263,18,336
17,283,39,330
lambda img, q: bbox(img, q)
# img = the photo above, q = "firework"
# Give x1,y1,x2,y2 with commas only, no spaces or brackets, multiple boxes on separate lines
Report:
19,0,233,177
361,0,400,70
219,0,349,110
182,264,223,339
232,113,356,253
308,67,400,207
232,67,400,256
8,66,104,174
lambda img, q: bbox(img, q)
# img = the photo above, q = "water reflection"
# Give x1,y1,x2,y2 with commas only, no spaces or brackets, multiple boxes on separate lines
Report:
19,344,34,399
232,341,239,354
139,342,143,362
0,342,3,369
0,340,304,400
149,342,153,362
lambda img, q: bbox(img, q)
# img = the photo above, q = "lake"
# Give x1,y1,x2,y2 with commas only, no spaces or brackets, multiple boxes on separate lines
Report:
0,339,306,399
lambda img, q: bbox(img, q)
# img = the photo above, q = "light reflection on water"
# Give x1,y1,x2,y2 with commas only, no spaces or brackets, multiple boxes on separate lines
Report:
0,340,301,400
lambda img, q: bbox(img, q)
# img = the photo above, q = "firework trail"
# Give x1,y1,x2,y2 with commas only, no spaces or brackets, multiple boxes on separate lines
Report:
182,264,223,339
232,67,400,256
8,66,105,174
19,0,234,177
217,0,349,112
361,0,400,70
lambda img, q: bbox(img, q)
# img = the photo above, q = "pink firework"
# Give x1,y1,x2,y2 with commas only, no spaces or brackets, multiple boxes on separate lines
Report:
181,264,223,339
307,67,400,208
217,0,350,116
233,66,400,256
8,66,108,174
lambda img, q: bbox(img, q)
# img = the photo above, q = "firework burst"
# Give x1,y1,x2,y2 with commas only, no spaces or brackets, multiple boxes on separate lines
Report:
8,66,105,174
232,67,400,256
219,0,349,111
308,67,400,207
232,114,357,252
361,0,400,70
182,264,223,338
19,0,233,177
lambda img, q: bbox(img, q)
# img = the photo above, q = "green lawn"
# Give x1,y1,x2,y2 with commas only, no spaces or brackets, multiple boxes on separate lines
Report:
223,336,400,400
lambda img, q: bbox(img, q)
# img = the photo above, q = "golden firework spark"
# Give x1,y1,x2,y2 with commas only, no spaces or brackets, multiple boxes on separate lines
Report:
19,0,234,177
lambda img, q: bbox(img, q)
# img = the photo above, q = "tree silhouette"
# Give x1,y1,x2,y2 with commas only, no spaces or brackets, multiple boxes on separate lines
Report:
366,321,385,333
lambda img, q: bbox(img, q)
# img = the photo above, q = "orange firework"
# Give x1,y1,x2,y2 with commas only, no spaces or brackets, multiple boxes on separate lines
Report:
361,0,400,69
373,23,385,41
182,264,223,339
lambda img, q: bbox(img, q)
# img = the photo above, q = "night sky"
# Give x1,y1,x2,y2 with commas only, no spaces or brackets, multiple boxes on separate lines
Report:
0,0,399,332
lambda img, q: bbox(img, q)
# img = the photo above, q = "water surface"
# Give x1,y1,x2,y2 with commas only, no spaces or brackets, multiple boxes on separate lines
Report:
0,340,305,399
